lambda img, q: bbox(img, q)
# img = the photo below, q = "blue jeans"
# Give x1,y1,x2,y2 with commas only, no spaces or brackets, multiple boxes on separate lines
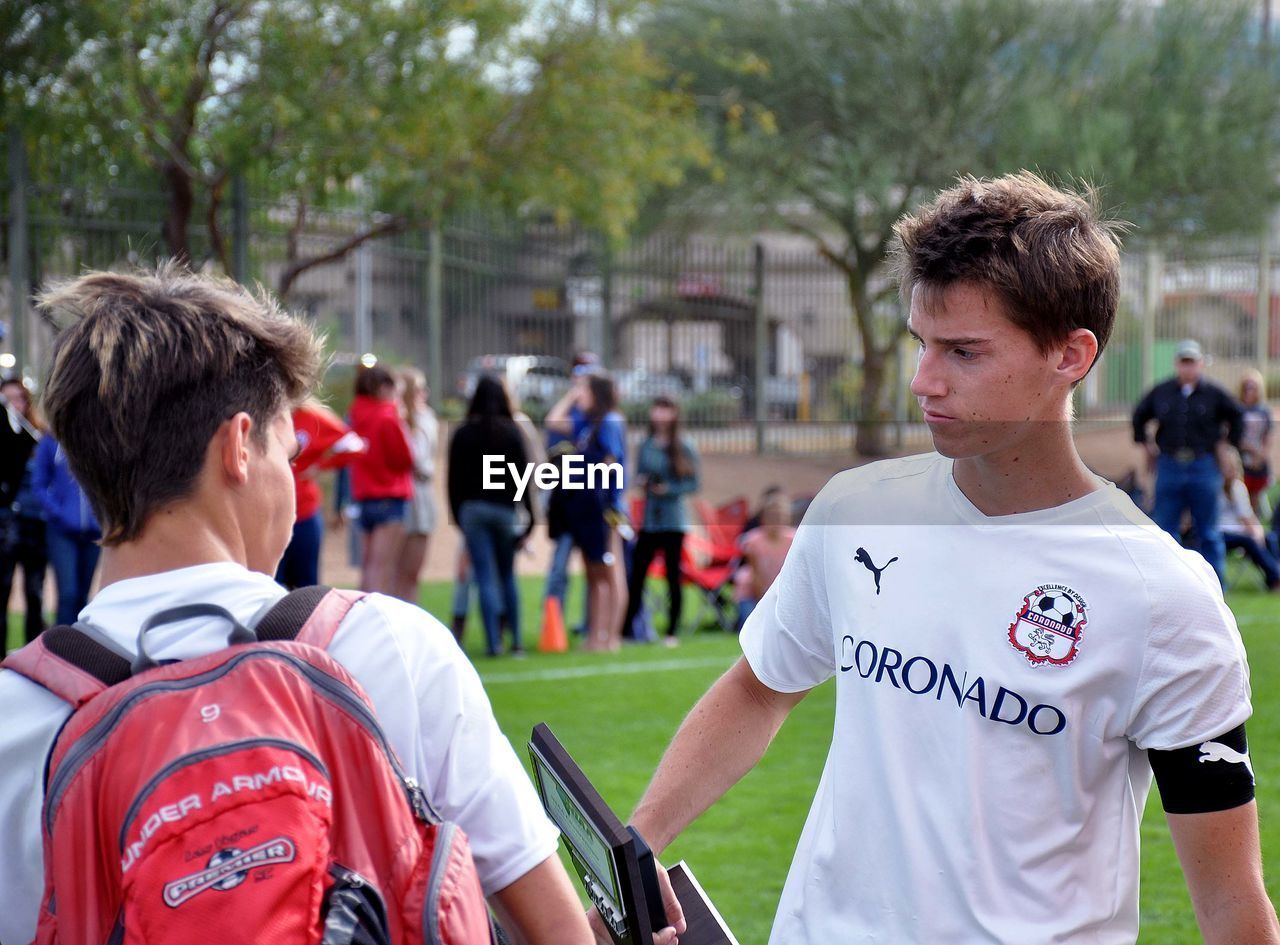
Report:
358,497,406,532
545,532,574,603
46,524,101,625
458,501,521,656
276,512,323,589
1225,531,1280,587
1152,454,1225,584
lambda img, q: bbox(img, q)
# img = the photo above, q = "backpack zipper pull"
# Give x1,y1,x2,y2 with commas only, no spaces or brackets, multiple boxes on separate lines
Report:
404,776,432,822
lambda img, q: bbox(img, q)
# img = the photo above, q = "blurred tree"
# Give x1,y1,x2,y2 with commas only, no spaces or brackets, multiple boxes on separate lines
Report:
642,0,1279,455
4,0,706,292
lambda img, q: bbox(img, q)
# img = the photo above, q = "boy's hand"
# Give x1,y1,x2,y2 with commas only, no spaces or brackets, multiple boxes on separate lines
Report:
586,861,685,945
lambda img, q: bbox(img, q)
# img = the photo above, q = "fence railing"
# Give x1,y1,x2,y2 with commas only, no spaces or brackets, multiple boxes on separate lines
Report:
4,131,1277,455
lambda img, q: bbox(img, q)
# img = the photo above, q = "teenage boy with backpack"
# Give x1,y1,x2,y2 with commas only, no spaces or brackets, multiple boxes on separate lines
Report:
0,265,595,945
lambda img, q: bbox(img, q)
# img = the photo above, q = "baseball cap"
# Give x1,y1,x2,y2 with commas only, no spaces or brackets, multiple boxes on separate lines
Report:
1175,339,1203,362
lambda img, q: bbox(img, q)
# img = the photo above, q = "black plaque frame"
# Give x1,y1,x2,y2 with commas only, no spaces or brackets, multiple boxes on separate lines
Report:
528,723,666,945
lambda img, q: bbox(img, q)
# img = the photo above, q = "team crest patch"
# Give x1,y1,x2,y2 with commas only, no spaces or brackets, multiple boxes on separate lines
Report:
1008,584,1087,667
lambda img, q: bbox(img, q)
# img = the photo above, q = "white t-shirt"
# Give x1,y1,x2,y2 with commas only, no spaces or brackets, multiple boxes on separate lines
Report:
1216,478,1255,536
0,563,557,945
741,453,1251,945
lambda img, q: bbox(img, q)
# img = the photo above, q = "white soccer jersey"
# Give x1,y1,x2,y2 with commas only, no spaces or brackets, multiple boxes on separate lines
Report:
741,453,1251,945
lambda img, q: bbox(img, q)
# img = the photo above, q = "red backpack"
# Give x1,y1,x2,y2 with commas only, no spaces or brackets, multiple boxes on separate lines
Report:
0,586,494,945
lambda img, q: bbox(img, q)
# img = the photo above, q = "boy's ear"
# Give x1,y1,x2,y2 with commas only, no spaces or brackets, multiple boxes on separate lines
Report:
219,412,255,485
1057,329,1099,386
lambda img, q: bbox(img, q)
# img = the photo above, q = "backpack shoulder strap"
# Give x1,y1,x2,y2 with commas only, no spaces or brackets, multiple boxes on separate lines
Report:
0,625,132,708
254,585,366,650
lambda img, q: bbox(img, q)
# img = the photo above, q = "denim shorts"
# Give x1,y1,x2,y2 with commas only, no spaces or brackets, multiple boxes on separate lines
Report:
358,497,407,532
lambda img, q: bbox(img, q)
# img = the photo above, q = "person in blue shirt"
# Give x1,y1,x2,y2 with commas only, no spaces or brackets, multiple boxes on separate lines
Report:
543,355,599,633
31,434,101,624
620,396,701,647
546,372,627,651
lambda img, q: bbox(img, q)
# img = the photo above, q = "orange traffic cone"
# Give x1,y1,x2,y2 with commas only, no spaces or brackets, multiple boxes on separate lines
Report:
539,596,569,654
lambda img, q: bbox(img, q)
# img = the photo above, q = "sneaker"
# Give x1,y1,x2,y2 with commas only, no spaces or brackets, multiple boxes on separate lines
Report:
661,636,680,648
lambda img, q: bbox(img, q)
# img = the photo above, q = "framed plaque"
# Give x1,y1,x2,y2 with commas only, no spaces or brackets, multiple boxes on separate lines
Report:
528,723,738,945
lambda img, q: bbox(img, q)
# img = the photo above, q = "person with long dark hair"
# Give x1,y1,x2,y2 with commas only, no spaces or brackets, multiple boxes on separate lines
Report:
0,376,48,642
621,396,700,646
448,375,534,657
546,372,627,651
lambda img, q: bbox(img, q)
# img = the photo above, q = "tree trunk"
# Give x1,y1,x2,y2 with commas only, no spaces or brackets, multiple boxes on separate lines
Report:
162,159,195,264
855,346,890,456
844,264,892,456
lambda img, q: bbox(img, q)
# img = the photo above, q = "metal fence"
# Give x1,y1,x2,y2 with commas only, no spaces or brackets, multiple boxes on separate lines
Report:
4,131,1277,455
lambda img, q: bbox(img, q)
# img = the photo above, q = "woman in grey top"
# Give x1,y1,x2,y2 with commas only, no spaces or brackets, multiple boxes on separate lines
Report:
395,367,439,603
620,395,700,646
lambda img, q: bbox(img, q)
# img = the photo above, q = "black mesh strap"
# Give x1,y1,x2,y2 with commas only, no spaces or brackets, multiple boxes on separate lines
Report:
254,585,334,642
40,624,133,688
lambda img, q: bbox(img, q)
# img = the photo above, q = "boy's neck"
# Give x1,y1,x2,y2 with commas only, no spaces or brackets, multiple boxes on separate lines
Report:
951,424,1098,517
97,513,250,590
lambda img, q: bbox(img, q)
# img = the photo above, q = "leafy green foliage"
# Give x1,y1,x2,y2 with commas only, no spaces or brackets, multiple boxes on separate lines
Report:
6,0,707,275
640,0,1280,453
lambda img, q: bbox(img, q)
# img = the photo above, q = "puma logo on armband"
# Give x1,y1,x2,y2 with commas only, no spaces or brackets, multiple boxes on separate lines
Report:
1198,741,1254,780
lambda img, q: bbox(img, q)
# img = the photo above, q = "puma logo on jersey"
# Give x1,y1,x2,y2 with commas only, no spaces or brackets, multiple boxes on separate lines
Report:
1198,741,1254,779
855,547,898,595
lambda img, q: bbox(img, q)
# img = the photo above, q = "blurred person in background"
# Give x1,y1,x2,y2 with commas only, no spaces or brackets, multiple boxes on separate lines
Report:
394,368,439,605
276,400,362,590
448,376,534,657
734,491,796,631
1217,447,1280,590
621,395,700,647
546,371,627,652
32,430,100,625
349,364,413,595
1238,369,1273,517
1133,339,1243,584
0,376,47,643
544,353,599,636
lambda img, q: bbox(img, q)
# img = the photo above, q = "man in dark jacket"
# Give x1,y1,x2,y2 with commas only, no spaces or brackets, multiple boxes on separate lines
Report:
1133,339,1243,583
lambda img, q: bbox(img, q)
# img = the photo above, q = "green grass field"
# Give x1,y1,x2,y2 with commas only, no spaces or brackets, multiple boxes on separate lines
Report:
8,576,1279,942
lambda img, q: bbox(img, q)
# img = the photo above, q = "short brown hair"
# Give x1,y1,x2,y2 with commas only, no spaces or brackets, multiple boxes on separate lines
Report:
39,263,323,545
892,171,1125,358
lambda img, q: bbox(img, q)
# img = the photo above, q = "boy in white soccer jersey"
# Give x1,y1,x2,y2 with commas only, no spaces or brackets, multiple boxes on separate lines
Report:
624,173,1279,944
0,266,596,945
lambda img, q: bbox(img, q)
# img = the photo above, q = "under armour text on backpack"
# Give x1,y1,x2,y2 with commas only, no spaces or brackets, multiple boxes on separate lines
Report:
0,586,493,945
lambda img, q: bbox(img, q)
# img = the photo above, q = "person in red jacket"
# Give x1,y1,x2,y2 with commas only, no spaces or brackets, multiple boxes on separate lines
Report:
276,400,363,589
350,365,413,594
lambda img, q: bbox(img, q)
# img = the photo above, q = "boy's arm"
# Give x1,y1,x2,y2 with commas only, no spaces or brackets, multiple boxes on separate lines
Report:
630,657,810,855
491,855,594,945
1168,802,1280,944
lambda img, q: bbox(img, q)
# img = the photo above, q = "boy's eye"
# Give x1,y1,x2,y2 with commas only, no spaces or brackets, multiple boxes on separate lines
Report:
954,348,977,361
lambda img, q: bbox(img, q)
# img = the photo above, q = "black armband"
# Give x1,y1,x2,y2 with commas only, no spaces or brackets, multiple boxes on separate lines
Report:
1149,723,1255,815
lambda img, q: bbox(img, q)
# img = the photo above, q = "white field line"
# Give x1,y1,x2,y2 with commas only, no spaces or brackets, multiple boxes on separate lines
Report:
480,656,734,685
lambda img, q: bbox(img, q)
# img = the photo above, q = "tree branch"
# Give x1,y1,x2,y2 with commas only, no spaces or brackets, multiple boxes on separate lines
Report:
175,1,246,152
207,172,231,275
277,217,406,299
285,197,308,267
